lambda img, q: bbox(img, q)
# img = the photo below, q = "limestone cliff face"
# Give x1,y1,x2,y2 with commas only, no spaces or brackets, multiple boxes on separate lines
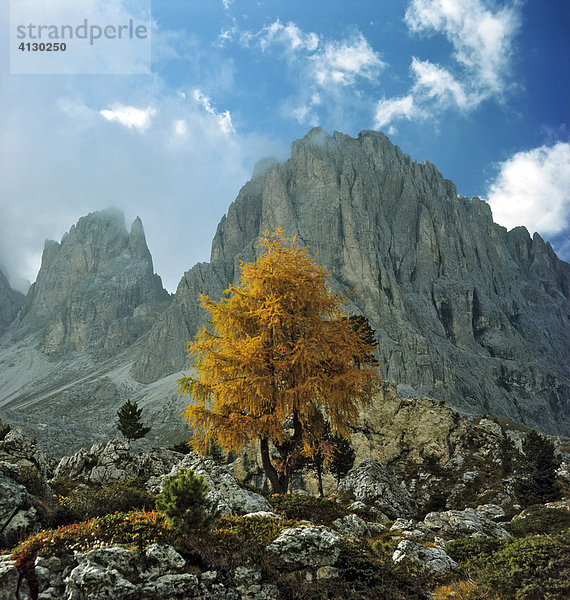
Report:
0,269,24,335
20,209,170,356
145,129,569,434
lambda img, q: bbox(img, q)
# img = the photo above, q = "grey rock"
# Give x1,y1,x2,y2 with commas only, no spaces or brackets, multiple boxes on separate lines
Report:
266,526,344,569
423,508,511,539
243,511,281,519
392,540,458,575
0,429,56,478
0,461,40,547
20,209,169,357
54,439,182,484
338,459,416,519
156,453,272,516
332,514,371,537
0,269,24,336
159,128,570,434
65,547,138,600
0,554,29,600
140,573,200,598
475,504,506,520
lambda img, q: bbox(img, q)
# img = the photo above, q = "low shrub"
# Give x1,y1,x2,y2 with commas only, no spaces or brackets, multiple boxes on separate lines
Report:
15,465,46,498
433,580,490,600
155,469,219,535
12,510,170,567
0,423,11,440
211,515,288,551
277,540,428,600
53,479,156,524
445,537,502,563
458,530,570,600
270,494,347,525
506,505,570,537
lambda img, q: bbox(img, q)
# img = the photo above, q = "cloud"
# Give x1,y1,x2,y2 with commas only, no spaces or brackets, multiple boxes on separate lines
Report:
312,33,385,87
405,0,520,96
376,0,521,128
374,95,425,129
0,74,281,292
410,57,469,109
258,20,319,53
100,105,157,130
486,142,570,239
193,89,235,135
239,21,384,128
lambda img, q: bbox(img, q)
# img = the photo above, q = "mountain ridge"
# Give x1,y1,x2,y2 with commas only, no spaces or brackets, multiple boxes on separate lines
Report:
0,129,568,454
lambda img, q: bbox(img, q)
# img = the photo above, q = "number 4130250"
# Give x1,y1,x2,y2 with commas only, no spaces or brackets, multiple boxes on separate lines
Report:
18,42,67,51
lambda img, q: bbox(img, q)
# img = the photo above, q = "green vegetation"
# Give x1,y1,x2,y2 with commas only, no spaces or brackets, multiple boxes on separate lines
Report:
270,493,347,525
506,504,570,537
436,519,570,599
117,399,151,441
155,469,219,535
513,429,561,507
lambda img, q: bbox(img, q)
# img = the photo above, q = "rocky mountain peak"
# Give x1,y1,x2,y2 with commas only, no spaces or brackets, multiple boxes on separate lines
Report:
150,128,569,434
18,209,169,356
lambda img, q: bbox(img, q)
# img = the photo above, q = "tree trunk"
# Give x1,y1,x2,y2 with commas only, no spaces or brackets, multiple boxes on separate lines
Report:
316,461,324,497
260,437,288,494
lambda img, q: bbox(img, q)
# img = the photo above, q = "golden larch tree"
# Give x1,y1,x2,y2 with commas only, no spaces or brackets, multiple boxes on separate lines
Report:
178,228,380,493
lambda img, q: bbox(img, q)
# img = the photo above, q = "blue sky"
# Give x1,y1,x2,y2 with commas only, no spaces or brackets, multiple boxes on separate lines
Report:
1,0,569,292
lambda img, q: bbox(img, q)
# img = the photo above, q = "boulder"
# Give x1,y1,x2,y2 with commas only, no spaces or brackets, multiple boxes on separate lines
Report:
338,459,416,519
0,462,40,547
0,554,30,600
0,429,56,478
392,540,458,575
154,453,271,516
423,508,511,540
54,439,182,485
265,526,344,569
332,514,371,538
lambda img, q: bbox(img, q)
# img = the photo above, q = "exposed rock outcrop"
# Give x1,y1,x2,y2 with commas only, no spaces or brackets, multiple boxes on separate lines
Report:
265,526,344,569
19,209,169,357
141,128,569,434
338,459,416,519
392,540,458,575
0,269,24,336
423,508,511,540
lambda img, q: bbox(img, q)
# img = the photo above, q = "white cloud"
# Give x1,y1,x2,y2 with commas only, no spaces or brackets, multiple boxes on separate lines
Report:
193,89,235,135
376,0,521,129
374,95,425,128
100,105,156,130
241,21,383,128
0,74,282,292
410,57,469,109
405,0,520,97
486,142,570,236
259,20,319,53
312,33,385,87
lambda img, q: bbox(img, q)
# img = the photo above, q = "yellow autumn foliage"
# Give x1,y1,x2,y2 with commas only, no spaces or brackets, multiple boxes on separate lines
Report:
178,228,380,492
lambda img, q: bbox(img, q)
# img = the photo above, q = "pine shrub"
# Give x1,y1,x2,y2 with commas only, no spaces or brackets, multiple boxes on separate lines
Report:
155,469,219,535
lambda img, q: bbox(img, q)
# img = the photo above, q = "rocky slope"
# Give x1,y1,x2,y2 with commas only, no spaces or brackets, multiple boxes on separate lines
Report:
0,422,567,600
137,128,570,435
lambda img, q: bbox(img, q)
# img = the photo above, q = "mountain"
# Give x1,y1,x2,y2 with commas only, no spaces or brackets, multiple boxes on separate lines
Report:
0,268,24,335
137,128,570,435
0,130,568,456
19,208,170,356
